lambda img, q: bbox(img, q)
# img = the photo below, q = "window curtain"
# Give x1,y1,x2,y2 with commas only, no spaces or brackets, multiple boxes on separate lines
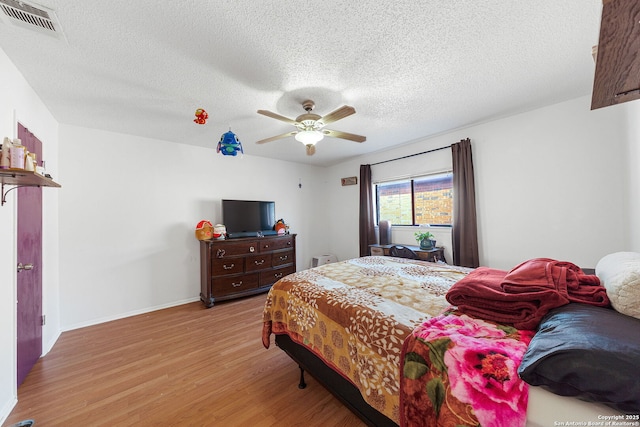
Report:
451,138,480,268
359,164,376,257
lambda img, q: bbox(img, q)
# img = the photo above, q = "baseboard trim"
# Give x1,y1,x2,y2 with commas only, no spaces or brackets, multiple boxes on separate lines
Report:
61,296,201,332
0,396,18,426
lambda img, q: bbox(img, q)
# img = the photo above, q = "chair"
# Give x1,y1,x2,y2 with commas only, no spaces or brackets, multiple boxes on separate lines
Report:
388,245,419,259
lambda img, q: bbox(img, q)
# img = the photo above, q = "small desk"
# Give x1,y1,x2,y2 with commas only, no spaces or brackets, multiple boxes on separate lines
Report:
369,244,446,264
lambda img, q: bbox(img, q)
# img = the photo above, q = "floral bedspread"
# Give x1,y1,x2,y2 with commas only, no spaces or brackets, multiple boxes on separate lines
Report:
262,256,471,422
400,311,534,427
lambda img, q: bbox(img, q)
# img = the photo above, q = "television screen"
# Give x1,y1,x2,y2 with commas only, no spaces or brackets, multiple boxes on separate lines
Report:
222,200,276,237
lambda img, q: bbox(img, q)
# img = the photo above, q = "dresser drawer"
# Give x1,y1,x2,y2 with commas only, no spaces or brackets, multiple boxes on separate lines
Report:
213,273,259,297
212,258,244,275
213,241,258,258
260,265,295,286
245,253,272,272
259,236,294,251
272,249,294,267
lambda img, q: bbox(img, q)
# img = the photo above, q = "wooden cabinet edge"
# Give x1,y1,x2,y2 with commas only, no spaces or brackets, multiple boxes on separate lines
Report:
591,0,640,110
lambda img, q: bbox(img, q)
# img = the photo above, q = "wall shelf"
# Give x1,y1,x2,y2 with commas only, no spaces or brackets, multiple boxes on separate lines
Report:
0,169,61,206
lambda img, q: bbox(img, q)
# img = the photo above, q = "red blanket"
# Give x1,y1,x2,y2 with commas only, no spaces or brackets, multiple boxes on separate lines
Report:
446,258,610,329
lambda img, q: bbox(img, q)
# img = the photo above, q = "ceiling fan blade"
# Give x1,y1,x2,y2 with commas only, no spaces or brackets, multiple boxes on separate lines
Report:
306,144,316,156
257,110,297,125
319,105,356,125
256,131,297,144
323,129,366,143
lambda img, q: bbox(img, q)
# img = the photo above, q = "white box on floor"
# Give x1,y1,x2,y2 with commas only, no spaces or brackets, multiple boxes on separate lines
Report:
311,254,338,267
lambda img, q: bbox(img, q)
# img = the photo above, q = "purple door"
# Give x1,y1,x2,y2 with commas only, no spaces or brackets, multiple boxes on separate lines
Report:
16,123,43,386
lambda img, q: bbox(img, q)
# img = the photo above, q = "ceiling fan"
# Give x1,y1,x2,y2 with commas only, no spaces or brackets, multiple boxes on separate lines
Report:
256,100,366,156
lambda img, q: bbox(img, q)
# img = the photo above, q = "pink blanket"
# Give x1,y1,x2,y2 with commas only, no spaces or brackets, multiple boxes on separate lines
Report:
400,311,534,427
446,258,609,329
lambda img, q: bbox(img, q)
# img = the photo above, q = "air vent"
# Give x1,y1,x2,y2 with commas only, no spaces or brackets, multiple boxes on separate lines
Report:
0,0,65,41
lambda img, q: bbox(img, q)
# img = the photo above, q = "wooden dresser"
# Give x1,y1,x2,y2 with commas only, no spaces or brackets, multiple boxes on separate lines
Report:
199,234,296,307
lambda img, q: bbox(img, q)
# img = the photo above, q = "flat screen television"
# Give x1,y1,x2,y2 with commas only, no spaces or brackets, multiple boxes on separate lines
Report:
222,199,276,238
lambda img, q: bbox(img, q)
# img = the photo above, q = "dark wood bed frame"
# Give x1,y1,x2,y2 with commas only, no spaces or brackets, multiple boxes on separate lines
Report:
275,334,397,427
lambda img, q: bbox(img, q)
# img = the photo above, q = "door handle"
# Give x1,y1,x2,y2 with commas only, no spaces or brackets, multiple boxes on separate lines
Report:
17,263,34,272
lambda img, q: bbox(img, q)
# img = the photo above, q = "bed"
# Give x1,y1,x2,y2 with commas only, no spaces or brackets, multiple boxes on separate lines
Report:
262,255,640,426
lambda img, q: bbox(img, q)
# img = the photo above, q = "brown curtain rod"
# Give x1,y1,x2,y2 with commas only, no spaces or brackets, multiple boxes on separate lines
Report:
370,144,451,166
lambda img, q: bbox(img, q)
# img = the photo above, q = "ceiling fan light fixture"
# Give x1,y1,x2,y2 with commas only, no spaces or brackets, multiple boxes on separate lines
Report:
295,130,323,145
256,100,365,154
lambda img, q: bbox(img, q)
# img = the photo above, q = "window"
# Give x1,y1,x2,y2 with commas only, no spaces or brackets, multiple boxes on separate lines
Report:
375,172,453,226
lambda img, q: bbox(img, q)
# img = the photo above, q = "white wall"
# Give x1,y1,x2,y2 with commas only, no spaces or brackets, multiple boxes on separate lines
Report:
326,96,632,270
57,125,328,330
0,47,60,423
623,101,640,251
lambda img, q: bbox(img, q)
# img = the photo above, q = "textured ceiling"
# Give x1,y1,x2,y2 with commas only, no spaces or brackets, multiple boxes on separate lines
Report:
0,0,602,166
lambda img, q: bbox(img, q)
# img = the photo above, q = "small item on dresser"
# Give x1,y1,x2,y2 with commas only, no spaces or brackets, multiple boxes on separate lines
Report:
1,137,13,169
10,138,25,169
274,219,287,235
212,224,226,240
194,220,214,240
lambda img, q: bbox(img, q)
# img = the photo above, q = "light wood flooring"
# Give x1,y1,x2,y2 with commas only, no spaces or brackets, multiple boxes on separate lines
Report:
4,294,365,427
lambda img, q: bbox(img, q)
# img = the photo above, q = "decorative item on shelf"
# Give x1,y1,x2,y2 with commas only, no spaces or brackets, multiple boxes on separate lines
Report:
10,138,25,169
24,151,35,171
1,137,12,169
216,128,244,156
193,108,208,124
212,223,226,240
274,219,287,235
414,231,436,250
195,220,214,240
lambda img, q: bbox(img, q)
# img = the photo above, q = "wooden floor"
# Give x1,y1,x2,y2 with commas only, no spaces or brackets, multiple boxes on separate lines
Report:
4,295,365,427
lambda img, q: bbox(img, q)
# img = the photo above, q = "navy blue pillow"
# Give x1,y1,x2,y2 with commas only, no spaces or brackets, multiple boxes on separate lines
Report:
518,303,640,412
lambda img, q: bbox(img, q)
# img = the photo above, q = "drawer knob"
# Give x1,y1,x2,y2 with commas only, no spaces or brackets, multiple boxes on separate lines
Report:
232,281,243,287
250,246,255,253
223,263,235,270
264,244,270,248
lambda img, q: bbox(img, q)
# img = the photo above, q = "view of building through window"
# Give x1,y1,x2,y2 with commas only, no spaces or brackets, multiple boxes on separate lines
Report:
376,172,453,226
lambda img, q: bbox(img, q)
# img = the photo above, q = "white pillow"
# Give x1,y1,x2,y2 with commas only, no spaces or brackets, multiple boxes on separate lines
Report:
596,252,640,319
